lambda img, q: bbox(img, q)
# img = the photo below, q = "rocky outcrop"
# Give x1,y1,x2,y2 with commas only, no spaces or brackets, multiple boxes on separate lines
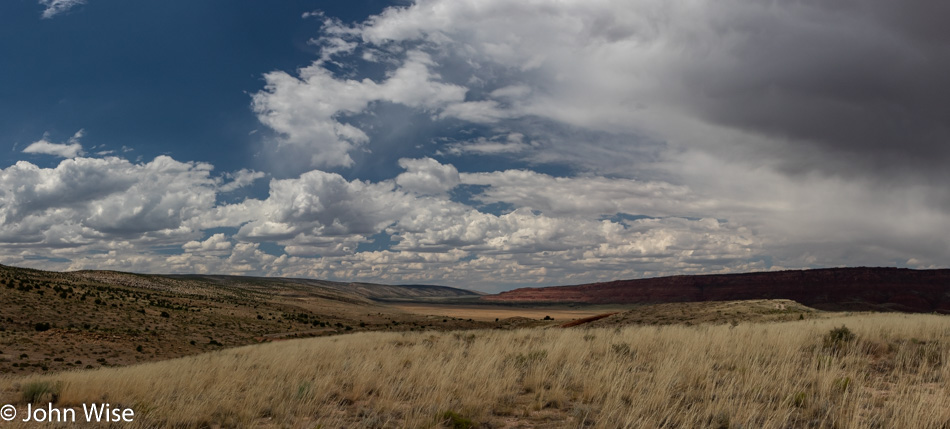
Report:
482,267,950,313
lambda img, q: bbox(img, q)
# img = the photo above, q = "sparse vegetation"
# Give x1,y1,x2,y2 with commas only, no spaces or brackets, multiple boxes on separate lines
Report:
823,324,856,353
0,264,491,375
20,380,59,404
3,264,949,427
33,322,51,332
4,313,949,428
442,410,476,429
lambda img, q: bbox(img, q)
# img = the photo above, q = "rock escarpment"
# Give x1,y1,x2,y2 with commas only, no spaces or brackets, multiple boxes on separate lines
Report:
483,267,950,313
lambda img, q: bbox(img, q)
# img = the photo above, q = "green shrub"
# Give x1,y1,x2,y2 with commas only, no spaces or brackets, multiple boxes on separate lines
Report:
508,350,547,369
22,381,60,403
823,325,856,353
791,391,807,408
611,343,634,358
442,410,475,429
833,376,852,392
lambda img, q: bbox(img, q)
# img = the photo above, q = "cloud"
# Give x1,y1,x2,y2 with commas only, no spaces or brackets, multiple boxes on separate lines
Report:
238,169,412,240
308,0,950,182
4,154,950,290
22,140,83,158
38,0,86,19
238,0,950,287
218,169,266,192
22,130,85,158
224,158,766,286
9,1,950,289
395,157,460,195
459,168,699,218
0,155,218,247
182,233,232,255
252,50,467,169
443,133,533,156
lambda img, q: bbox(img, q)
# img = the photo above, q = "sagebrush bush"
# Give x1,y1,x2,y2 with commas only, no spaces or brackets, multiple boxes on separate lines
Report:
823,325,855,353
21,380,59,403
442,410,476,429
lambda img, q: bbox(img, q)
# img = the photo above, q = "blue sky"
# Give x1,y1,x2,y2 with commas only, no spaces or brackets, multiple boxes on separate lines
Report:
1,0,390,172
2,0,949,291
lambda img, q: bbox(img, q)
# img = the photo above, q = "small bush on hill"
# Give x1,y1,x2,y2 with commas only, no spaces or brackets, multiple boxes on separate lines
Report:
34,322,51,332
22,381,60,403
442,410,475,429
823,325,855,353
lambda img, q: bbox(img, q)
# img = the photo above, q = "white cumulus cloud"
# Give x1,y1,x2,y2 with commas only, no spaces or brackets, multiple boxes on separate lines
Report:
395,157,460,195
22,130,85,158
252,50,467,169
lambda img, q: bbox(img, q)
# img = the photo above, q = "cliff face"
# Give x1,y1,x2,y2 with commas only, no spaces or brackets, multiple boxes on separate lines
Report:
482,268,950,313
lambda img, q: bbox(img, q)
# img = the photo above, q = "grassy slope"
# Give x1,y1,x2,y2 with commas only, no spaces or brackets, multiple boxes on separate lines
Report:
0,265,492,376
3,313,950,428
585,299,822,327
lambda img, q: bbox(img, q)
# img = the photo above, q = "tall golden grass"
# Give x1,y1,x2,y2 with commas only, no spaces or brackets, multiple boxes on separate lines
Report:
5,313,950,428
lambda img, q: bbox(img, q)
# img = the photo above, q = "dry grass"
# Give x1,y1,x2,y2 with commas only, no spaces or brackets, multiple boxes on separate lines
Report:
3,313,950,428
587,299,825,327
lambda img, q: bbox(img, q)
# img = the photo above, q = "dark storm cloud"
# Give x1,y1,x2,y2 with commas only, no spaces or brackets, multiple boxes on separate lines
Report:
678,0,950,177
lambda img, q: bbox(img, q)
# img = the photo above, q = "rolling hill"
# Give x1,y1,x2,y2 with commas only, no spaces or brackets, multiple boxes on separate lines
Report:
0,264,484,375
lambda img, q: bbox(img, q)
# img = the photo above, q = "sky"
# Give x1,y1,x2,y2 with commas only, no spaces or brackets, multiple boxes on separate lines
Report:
2,0,949,292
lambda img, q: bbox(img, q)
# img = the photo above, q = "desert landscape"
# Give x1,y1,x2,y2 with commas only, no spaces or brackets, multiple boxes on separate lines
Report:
5,0,950,427
2,264,950,428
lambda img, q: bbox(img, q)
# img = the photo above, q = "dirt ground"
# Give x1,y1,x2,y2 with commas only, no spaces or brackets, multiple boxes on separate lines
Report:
391,303,631,322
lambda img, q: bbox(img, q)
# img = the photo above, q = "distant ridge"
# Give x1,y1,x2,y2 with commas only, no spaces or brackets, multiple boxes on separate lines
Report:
482,267,950,313
0,264,480,302
164,275,482,301
77,272,482,301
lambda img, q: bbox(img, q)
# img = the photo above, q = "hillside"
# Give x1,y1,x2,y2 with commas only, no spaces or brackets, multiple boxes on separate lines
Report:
75,272,481,302
163,275,482,301
580,299,821,328
0,264,487,375
483,267,950,312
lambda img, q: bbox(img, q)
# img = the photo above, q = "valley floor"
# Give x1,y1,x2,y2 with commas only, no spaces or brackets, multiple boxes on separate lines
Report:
388,303,628,323
2,312,950,428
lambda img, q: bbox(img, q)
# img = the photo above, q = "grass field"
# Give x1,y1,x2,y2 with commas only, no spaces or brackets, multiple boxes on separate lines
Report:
3,312,949,428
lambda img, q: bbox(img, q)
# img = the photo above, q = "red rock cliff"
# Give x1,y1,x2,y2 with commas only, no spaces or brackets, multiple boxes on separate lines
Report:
482,267,950,313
